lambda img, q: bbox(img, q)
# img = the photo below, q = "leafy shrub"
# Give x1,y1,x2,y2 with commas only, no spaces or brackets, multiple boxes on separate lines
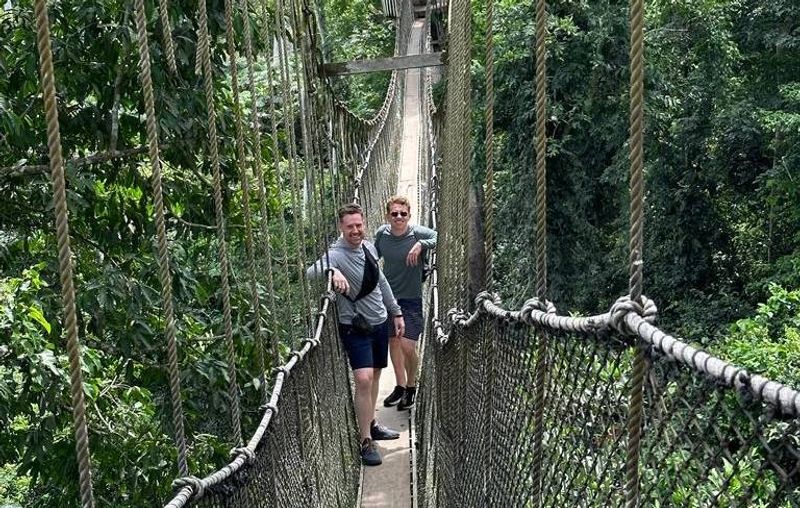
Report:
715,284,800,387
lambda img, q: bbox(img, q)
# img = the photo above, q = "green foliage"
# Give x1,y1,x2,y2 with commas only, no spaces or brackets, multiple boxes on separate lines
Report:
715,285,800,386
1,0,321,504
320,0,394,116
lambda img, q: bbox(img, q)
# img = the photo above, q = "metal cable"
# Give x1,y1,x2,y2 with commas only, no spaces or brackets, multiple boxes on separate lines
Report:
198,0,242,446
133,0,188,477
33,0,95,505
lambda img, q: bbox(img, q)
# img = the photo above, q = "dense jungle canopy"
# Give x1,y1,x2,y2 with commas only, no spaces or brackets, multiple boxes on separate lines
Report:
1,0,799,505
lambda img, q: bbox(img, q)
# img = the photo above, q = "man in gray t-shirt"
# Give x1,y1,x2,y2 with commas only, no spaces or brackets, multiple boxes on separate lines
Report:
307,203,405,466
374,195,437,411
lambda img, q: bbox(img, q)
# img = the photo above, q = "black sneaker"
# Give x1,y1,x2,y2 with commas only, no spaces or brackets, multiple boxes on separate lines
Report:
360,438,382,466
370,420,400,440
383,385,405,407
398,386,416,411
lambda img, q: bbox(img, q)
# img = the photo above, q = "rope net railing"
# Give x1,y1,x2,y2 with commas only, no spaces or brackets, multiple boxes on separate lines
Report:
13,0,413,504
417,295,800,506
416,0,800,505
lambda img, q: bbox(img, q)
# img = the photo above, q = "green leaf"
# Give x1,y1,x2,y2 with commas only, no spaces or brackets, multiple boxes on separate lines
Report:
27,305,51,334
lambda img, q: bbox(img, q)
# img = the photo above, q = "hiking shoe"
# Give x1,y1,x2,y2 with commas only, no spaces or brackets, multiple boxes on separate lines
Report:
398,386,416,411
383,385,405,407
370,420,400,440
360,438,382,466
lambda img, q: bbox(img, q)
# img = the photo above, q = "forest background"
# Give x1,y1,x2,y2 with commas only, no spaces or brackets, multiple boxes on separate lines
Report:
1,0,799,505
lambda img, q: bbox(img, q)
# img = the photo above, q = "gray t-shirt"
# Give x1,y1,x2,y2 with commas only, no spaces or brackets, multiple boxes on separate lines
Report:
374,224,437,299
307,237,401,326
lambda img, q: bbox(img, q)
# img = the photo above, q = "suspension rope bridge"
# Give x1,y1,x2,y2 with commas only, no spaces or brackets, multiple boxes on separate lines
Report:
9,0,800,506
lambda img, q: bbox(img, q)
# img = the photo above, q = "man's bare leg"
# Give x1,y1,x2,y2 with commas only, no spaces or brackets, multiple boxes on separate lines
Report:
353,367,375,440
400,337,418,387
388,336,406,386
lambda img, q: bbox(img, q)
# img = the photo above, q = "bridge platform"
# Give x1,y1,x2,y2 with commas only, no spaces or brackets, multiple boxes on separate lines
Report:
360,17,426,508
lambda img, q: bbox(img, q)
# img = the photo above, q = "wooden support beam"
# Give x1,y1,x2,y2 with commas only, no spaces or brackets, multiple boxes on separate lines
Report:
323,52,444,77
414,4,447,15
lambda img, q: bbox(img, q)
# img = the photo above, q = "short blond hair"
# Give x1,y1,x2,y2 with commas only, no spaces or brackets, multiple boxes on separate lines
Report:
385,195,411,214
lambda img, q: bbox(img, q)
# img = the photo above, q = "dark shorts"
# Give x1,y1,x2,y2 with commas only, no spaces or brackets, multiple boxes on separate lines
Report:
398,298,424,341
338,319,390,370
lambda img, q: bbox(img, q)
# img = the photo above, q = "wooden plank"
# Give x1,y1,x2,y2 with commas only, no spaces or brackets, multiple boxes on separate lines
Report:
323,52,444,76
414,4,447,15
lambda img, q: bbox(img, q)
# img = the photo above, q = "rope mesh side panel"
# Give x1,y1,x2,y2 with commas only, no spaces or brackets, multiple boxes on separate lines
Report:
189,316,359,507
162,0,414,504
418,299,800,507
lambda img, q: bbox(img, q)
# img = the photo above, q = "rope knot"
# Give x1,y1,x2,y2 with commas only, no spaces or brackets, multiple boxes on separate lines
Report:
172,475,205,500
520,297,556,324
609,294,657,335
260,402,279,417
230,446,256,464
272,365,290,376
473,291,494,311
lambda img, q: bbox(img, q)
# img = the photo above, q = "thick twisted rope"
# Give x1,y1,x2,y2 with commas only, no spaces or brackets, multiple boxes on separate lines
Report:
223,0,267,397
198,0,242,446
261,0,294,355
157,0,177,74
133,0,188,477
625,0,646,505
276,0,312,335
33,0,95,505
483,0,495,288
529,1,549,504
241,0,279,376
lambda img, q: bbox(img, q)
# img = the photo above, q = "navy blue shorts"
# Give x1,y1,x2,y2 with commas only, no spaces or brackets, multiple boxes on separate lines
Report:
339,319,390,370
398,298,424,341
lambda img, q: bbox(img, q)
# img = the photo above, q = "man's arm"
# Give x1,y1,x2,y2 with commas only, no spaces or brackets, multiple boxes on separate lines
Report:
306,252,332,280
378,270,405,337
307,250,353,295
414,225,437,249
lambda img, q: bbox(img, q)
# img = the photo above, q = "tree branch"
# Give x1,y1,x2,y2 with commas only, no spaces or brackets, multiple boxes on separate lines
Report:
0,147,150,179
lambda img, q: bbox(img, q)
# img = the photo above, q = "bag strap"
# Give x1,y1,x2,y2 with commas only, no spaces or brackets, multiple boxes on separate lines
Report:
344,244,379,302
374,224,389,257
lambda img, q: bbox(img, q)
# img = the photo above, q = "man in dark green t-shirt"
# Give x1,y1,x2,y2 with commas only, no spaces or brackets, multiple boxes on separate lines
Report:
374,195,437,410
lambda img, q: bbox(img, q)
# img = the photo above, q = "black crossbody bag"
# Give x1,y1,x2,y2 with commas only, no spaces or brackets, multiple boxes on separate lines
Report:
344,245,379,335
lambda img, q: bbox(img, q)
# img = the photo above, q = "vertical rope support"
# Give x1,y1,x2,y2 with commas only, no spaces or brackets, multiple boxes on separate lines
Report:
482,0,496,500
133,0,189,477
261,0,293,362
198,0,243,446
483,0,495,289
276,0,312,336
529,0,549,505
32,0,95,505
241,0,279,380
157,0,178,75
625,0,646,506
441,0,472,311
224,0,267,399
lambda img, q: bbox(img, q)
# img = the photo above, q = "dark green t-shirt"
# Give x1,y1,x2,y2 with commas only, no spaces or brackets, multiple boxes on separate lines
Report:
374,224,437,299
